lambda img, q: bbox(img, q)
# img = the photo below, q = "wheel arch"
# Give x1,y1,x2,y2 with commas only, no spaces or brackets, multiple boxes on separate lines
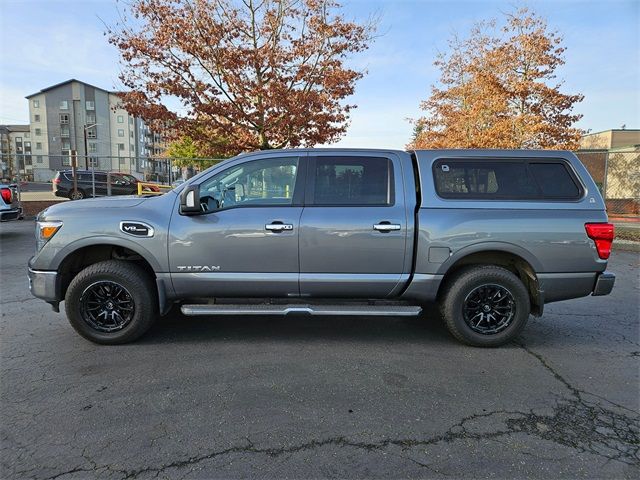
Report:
53,237,165,309
437,243,543,316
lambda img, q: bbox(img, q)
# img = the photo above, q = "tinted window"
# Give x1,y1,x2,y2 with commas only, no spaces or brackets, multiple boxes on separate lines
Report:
200,157,299,209
433,159,581,200
529,163,580,198
313,156,393,205
434,161,538,198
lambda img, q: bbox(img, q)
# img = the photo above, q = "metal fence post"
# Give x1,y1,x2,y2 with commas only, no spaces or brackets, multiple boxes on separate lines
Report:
602,152,609,200
91,162,96,198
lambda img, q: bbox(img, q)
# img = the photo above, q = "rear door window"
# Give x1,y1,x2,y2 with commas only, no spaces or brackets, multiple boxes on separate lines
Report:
311,156,394,205
433,159,582,200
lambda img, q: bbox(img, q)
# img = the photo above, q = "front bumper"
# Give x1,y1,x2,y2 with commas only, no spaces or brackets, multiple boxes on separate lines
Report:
592,271,615,296
0,207,22,221
28,267,59,302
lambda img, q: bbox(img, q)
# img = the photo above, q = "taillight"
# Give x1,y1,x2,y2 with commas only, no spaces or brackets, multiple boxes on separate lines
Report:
585,223,614,260
53,177,61,184
1,188,11,204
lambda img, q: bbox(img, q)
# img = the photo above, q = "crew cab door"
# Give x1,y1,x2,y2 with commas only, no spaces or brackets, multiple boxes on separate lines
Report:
168,153,305,298
299,153,409,298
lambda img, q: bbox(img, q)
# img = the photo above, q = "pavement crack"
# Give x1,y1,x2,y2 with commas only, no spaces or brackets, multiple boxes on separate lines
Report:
516,341,640,466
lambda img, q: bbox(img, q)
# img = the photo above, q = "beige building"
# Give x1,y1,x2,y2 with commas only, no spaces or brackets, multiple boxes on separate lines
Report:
577,129,639,215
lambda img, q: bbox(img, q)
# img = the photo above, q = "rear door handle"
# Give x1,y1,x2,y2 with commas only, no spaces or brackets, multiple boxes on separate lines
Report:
373,223,401,232
265,223,294,232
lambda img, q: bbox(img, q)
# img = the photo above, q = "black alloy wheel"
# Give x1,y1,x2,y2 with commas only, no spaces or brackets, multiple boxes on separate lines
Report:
79,281,135,333
462,284,515,335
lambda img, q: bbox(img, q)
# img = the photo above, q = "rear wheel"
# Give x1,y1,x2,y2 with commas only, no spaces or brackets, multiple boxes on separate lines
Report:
440,265,530,347
65,260,157,344
68,189,85,200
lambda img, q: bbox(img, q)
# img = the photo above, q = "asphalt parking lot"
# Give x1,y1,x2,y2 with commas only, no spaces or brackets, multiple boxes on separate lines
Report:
1,220,638,479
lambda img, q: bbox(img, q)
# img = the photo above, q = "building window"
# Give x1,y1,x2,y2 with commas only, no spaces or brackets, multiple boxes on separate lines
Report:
130,130,134,138
130,143,135,153
120,157,126,164
60,113,70,124
35,128,41,136
118,129,125,137
61,139,71,150
24,141,31,148
60,125,70,137
25,132,30,139
88,157,99,167
86,100,95,111
129,117,133,125
117,115,124,123
60,100,68,110
34,114,41,122
88,142,97,153
86,113,96,124
33,99,40,108
36,142,42,150
36,156,43,164
61,151,71,166
87,129,97,139
117,143,125,151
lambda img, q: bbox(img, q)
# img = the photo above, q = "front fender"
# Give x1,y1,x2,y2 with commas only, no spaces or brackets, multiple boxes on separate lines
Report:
50,235,164,272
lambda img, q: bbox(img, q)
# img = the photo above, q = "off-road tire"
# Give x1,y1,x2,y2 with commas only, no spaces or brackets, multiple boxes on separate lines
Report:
439,265,530,347
65,260,157,344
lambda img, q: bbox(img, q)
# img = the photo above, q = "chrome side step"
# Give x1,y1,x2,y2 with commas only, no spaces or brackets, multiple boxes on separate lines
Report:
181,304,422,317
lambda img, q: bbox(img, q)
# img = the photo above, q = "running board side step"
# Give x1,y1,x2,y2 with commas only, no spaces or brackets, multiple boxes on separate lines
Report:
181,304,422,317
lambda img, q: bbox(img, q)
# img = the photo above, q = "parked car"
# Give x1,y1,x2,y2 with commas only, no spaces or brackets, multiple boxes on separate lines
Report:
52,170,159,199
0,184,23,221
29,149,615,346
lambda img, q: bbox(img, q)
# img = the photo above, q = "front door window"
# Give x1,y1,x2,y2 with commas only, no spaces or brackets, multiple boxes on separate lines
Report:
199,157,299,210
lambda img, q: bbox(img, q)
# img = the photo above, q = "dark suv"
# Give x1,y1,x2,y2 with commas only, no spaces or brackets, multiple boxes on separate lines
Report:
52,170,153,200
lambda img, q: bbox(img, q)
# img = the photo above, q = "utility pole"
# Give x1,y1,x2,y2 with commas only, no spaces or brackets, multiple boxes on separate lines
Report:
83,125,89,170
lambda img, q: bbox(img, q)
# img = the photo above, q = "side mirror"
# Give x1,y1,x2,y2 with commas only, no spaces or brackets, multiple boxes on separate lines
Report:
180,184,202,215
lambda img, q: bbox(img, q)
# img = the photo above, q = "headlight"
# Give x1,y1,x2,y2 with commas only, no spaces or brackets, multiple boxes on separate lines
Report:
36,221,62,251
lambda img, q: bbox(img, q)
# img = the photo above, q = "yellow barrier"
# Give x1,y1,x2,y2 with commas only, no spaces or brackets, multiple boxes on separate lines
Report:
137,182,173,195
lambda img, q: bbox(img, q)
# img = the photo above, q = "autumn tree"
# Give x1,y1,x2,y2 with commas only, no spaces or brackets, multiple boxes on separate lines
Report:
108,0,375,156
165,136,226,169
409,8,584,150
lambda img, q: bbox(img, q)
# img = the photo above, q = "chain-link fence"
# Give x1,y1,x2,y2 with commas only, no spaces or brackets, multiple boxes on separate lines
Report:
0,154,224,184
575,149,640,216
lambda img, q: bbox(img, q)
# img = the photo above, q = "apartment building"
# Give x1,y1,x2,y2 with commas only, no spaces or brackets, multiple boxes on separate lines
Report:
25,79,165,181
0,124,32,179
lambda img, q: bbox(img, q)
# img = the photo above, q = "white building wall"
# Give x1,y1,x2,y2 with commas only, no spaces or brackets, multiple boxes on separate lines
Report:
28,93,51,180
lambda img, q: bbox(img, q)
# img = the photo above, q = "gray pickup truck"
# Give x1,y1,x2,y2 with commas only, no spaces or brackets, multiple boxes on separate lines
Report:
28,149,615,346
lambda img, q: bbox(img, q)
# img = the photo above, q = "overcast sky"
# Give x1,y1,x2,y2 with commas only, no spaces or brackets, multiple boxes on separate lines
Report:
1,0,638,149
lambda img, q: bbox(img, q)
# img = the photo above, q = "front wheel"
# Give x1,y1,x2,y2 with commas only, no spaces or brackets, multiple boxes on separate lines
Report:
65,260,157,344
440,265,530,347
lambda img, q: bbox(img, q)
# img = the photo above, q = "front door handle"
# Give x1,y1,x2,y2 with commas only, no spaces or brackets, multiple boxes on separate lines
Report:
373,222,401,232
265,222,294,232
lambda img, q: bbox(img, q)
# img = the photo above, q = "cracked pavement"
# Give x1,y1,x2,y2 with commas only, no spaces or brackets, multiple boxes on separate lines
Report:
1,220,639,479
